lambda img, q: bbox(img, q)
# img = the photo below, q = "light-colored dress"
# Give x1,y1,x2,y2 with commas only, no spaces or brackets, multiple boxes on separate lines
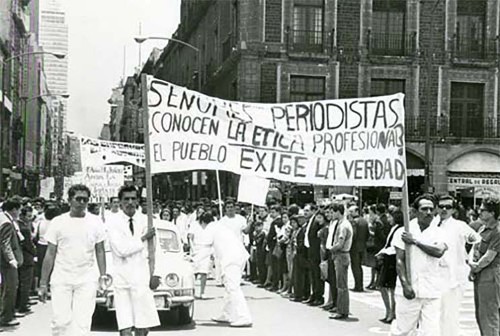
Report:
189,221,213,274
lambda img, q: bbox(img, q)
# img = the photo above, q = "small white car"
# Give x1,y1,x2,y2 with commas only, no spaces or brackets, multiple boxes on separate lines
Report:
94,221,195,326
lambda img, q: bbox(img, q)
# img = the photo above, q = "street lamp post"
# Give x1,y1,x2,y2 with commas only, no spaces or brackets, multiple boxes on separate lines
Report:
134,36,203,199
0,51,66,196
20,93,69,195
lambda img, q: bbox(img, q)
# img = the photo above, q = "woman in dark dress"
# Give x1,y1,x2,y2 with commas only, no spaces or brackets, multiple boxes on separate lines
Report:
376,210,403,324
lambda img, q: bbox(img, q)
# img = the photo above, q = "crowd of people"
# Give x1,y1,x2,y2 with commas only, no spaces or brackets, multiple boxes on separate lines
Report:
0,186,499,335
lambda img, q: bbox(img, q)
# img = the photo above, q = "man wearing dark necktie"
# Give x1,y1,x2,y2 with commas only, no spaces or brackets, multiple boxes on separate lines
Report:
106,186,160,336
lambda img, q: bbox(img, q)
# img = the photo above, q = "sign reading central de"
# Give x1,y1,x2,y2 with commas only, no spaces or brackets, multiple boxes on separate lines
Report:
147,77,406,187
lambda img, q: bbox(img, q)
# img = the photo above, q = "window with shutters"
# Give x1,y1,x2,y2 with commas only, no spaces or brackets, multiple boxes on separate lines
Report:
291,0,324,52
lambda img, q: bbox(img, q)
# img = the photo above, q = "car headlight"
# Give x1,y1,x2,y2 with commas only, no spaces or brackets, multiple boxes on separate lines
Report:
165,273,179,287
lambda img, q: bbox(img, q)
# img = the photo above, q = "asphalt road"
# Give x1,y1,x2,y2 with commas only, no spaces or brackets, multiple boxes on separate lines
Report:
8,266,480,335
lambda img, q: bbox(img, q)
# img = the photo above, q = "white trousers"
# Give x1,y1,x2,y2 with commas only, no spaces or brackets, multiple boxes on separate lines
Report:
114,286,160,330
51,282,98,336
441,286,463,336
390,294,441,336
220,264,252,324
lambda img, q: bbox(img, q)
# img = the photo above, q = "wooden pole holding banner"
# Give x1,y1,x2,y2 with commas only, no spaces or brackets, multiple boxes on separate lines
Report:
100,197,106,223
216,170,223,219
141,74,155,276
401,177,411,284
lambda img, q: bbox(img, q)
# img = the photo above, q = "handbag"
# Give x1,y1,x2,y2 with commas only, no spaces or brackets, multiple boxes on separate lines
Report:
319,260,329,281
272,244,283,259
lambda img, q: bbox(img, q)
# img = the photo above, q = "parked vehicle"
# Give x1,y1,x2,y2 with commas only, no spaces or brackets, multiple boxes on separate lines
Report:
94,220,195,326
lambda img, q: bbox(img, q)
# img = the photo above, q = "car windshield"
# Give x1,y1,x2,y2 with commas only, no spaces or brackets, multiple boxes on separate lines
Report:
158,229,181,252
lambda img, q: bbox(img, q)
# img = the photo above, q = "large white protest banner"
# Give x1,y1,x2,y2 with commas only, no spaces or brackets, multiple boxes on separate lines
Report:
79,136,145,168
146,77,406,187
237,175,270,207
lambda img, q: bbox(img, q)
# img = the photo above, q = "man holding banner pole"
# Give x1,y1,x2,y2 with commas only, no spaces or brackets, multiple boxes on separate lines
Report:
390,194,448,336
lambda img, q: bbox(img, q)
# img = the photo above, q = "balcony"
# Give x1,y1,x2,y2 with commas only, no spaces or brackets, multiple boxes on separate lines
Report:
450,35,497,64
368,32,417,57
289,29,325,53
405,115,499,141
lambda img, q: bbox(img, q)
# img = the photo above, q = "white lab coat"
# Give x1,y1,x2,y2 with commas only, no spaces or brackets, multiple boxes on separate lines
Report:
206,221,251,324
105,211,160,330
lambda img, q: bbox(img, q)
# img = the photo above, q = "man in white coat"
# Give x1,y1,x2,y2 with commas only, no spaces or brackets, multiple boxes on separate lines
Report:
201,212,252,328
105,186,160,336
437,194,480,336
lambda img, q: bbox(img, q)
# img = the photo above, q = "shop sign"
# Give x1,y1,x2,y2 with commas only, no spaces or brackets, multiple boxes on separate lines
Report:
448,176,500,187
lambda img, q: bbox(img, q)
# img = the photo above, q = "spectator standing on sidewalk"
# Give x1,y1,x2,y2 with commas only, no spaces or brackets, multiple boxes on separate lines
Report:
0,197,24,327
376,210,404,324
469,197,500,336
327,203,353,320
16,206,37,314
348,205,369,292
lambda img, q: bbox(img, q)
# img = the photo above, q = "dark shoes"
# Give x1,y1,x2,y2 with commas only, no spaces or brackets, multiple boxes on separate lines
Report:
1,319,20,327
379,317,394,324
308,300,323,307
321,303,335,310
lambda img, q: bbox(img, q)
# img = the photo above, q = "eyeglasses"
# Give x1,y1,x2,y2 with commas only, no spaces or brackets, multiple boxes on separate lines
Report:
74,197,89,203
438,204,453,210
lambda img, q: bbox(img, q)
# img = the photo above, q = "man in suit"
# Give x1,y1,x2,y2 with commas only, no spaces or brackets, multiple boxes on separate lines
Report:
348,205,370,292
16,206,37,314
304,204,323,306
0,197,24,327
265,205,282,291
291,211,310,302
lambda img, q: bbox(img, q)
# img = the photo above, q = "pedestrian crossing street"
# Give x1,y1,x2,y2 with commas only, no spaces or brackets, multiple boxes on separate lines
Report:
347,266,480,336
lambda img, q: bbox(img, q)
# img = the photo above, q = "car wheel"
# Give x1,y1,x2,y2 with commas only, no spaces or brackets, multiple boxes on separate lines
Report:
178,303,194,325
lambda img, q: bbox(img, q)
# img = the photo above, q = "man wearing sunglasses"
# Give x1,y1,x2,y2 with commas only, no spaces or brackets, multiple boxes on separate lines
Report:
468,197,500,336
390,194,448,336
39,184,108,336
436,195,480,336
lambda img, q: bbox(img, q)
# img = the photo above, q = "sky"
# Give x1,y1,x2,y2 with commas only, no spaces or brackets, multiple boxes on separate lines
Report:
65,0,181,138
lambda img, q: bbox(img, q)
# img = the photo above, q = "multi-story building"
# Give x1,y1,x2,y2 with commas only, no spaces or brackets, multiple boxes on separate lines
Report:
116,0,500,206
0,0,54,196
39,0,68,168
107,84,124,142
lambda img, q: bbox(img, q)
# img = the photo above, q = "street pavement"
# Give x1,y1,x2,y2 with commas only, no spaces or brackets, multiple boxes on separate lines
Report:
9,266,480,335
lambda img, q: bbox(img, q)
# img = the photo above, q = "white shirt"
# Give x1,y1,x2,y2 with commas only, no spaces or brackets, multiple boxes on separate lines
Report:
45,213,106,286
325,220,338,250
438,216,481,289
173,213,189,244
263,215,273,234
219,214,247,243
377,225,402,256
304,216,315,248
105,211,159,288
392,218,447,299
34,216,51,245
205,221,249,269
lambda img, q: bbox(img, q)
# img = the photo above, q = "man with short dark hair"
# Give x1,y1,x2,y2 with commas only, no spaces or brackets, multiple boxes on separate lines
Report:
0,197,24,327
106,185,159,336
16,206,36,314
390,194,448,336
469,197,500,336
327,203,353,320
304,203,323,306
437,194,480,336
348,205,369,292
39,184,108,336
